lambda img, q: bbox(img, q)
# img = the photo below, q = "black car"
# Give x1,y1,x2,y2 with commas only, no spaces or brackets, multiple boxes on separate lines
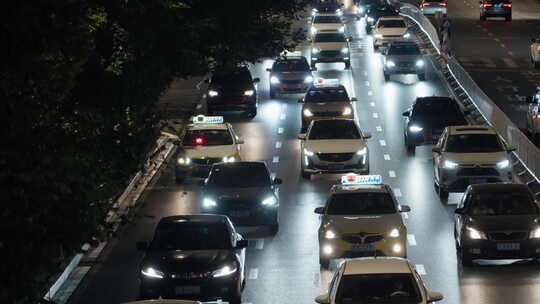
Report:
365,4,400,34
206,67,260,118
312,0,343,16
202,162,282,234
454,183,540,266
480,0,512,22
266,55,313,98
137,214,248,302
402,97,469,153
355,0,380,16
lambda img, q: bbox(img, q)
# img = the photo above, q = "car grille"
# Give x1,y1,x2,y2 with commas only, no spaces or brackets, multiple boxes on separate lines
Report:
317,153,354,162
319,50,341,58
280,79,304,84
456,167,499,177
342,233,384,244
191,158,222,165
488,232,527,241
398,62,413,67
313,111,342,117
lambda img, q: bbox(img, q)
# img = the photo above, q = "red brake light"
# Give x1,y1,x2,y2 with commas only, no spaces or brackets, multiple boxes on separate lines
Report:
536,113,540,119
537,46,540,51
195,137,204,145
422,3,430,7
440,2,447,6
483,3,492,7
503,3,512,7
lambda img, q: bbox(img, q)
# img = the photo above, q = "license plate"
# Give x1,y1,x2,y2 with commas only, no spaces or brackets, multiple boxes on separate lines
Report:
432,135,439,140
175,285,201,295
352,244,374,252
496,243,520,251
495,3,503,7
470,178,487,184
230,210,250,217
328,164,344,170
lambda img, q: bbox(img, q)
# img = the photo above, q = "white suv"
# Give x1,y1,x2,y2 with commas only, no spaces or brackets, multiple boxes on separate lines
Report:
373,16,411,50
311,13,344,37
432,125,515,200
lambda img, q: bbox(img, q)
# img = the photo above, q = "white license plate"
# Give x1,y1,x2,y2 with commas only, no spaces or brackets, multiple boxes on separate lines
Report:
352,244,374,252
470,178,487,184
497,243,520,251
175,285,201,295
230,210,250,217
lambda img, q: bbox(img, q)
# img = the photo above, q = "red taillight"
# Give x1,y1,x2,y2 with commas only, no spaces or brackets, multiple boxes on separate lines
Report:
536,113,540,119
422,3,430,7
537,46,540,51
195,137,204,145
440,2,447,6
503,3,512,7
483,4,493,7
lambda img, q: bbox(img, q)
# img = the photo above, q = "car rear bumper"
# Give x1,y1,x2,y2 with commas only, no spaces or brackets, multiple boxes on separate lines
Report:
271,83,309,93
421,7,447,15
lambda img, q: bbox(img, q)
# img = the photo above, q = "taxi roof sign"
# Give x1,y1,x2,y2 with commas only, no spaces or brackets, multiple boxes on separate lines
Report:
341,174,382,185
313,78,340,88
192,115,224,124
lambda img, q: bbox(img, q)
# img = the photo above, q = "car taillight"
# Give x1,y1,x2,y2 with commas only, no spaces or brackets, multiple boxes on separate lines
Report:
195,137,205,145
483,4,493,7
536,113,540,119
440,2,447,6
537,46,540,51
422,3,430,7
503,3,512,7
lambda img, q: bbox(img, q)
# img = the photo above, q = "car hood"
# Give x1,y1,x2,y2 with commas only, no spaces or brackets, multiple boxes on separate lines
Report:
314,42,347,51
143,249,234,273
324,214,403,232
313,24,342,31
375,27,407,36
184,146,237,158
305,139,366,153
466,215,540,232
410,117,467,129
273,71,311,80
207,186,274,202
304,102,351,112
443,152,508,166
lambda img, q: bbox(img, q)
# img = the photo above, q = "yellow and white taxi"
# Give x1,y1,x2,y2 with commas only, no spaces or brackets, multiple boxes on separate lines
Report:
175,115,243,183
314,174,410,269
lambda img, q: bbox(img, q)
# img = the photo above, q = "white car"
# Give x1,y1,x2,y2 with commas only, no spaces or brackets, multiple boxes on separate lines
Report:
531,35,540,69
311,32,351,69
311,13,344,36
373,17,411,50
299,119,371,179
315,257,443,304
420,0,447,15
432,125,515,200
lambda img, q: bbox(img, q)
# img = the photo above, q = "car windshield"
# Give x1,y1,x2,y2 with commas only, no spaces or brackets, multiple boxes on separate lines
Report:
388,45,421,55
182,129,233,146
305,88,349,102
326,192,396,215
273,59,310,72
314,16,341,24
208,163,271,188
314,33,346,43
445,134,504,153
336,274,422,304
411,101,466,124
212,69,252,88
309,120,360,140
151,222,230,250
469,192,537,216
378,20,406,28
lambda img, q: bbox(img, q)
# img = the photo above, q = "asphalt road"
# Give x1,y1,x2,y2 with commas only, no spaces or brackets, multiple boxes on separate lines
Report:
68,14,540,304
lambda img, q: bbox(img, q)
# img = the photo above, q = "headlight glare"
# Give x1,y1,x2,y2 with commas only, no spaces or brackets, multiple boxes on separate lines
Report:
177,157,191,165
212,265,238,278
386,60,396,68
262,196,277,206
304,75,314,83
208,90,219,97
389,228,400,238
416,60,425,67
408,125,423,132
339,26,345,33
303,108,314,117
529,227,540,239
356,147,367,155
244,90,254,96
203,197,217,208
270,76,280,84
141,267,165,279
342,107,352,115
311,27,317,35
304,148,315,157
367,17,375,23
443,160,459,169
496,159,510,169
312,47,320,54
403,33,411,39
341,47,349,54
325,230,337,239
374,34,383,39
222,156,235,163
467,226,486,240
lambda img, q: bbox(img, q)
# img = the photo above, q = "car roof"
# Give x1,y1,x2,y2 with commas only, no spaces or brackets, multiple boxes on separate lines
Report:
331,184,391,194
378,16,405,21
343,257,412,275
447,125,496,135
468,183,533,194
158,214,228,225
187,123,230,131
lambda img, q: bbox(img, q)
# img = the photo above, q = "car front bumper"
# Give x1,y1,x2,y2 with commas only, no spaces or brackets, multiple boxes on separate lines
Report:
374,37,408,47
201,203,278,226
302,153,369,174
385,63,425,75
302,114,354,129
463,238,540,260
319,237,407,259
438,167,512,192
311,54,349,64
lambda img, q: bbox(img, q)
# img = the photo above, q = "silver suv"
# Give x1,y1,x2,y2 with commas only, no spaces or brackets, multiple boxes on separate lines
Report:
383,42,426,81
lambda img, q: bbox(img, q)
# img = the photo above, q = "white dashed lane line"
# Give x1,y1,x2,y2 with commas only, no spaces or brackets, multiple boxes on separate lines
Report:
370,102,375,107
368,90,373,96
407,234,417,246
275,141,282,149
376,126,382,132
394,188,402,197
389,170,396,178
379,139,386,146
256,239,264,250
280,113,286,120
278,127,284,134
272,156,279,163
383,154,391,160
248,268,259,280
415,264,426,275
373,112,379,118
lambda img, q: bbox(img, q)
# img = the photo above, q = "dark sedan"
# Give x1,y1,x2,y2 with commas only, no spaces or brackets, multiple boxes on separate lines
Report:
365,4,400,34
454,183,540,266
137,214,247,303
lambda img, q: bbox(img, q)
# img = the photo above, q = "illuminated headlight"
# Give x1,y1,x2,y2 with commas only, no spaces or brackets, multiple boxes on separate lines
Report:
367,17,375,23
244,90,254,96
496,159,510,169
374,34,383,39
416,60,425,67
311,27,317,35
443,160,459,169
262,196,277,206
392,244,402,253
337,10,343,16
322,245,333,255
529,227,540,239
303,108,314,117
356,147,367,155
212,265,237,278
408,125,423,132
208,90,219,97
141,266,165,279
222,156,236,163
403,33,411,39
386,60,396,68
358,7,365,14
342,107,352,115
325,230,337,239
303,148,315,157
389,228,400,238
341,47,349,54
203,197,217,208
466,226,487,240
270,76,280,84
338,26,345,33
312,47,320,54
304,75,314,83
177,157,191,165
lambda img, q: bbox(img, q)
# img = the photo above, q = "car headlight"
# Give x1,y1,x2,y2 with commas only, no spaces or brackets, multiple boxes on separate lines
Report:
177,157,191,165
303,108,314,117
443,160,459,169
311,27,317,35
403,33,411,39
356,147,367,155
496,159,510,169
358,7,365,14
466,226,487,240
341,47,349,54
303,148,315,157
529,227,540,239
141,266,165,279
312,47,320,54
262,196,277,206
304,75,314,83
338,26,345,33
389,228,400,238
208,90,219,97
374,34,383,39
342,107,352,115
367,17,375,23
325,230,337,239
337,10,343,17
222,156,235,163
212,265,238,278
408,125,423,132
416,59,425,67
270,76,280,84
203,197,217,208
244,90,254,96
386,60,396,68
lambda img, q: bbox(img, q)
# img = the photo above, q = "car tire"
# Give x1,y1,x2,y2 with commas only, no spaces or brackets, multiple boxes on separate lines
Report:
384,73,390,81
506,14,512,22
534,60,540,69
459,245,474,267
269,88,276,99
406,141,415,154
438,186,449,200
418,73,426,81
246,109,257,119
480,14,486,21
311,62,316,69
345,61,351,69
269,223,279,235
301,169,312,180
319,256,330,269
229,284,242,304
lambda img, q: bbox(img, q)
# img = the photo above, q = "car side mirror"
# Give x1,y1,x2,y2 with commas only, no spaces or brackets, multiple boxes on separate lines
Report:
427,291,444,302
298,134,306,140
363,132,372,139
273,178,282,185
402,111,410,117
253,77,260,83
454,208,464,215
315,294,330,304
314,207,325,214
432,147,441,153
351,97,358,102
507,146,516,152
399,205,411,212
136,241,148,251
266,68,272,72
235,239,248,249
298,98,304,103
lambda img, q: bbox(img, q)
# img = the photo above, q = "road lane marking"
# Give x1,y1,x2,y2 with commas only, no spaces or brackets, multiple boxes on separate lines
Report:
394,188,402,197
278,127,284,134
407,234,417,246
383,154,391,160
379,139,386,146
415,264,426,275
275,141,282,149
280,113,286,120
370,102,375,107
256,239,264,250
249,268,259,279
273,156,279,163
389,170,396,178
368,90,373,96
402,212,408,219
376,126,382,132
373,112,379,118
365,81,370,86
502,58,518,68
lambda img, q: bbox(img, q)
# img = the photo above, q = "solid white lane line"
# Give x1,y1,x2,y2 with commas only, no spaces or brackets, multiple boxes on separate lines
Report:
365,81,370,86
275,141,282,149
278,127,284,134
256,239,264,250
415,264,426,275
280,113,286,120
383,154,391,160
389,170,396,178
394,188,402,197
373,112,379,118
407,234,417,246
402,212,408,219
379,139,386,146
249,268,259,279
272,156,279,163
376,126,382,132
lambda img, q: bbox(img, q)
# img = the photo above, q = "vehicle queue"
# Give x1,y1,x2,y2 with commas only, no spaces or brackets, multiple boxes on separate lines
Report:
134,1,540,303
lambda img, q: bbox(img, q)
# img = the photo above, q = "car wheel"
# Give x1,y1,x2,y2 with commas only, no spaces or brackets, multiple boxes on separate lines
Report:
459,245,474,267
480,14,486,21
269,223,279,235
345,61,351,69
418,73,426,81
506,14,512,22
406,141,415,154
301,169,312,180
269,88,276,99
384,73,390,81
438,186,449,200
246,109,257,119
319,256,330,269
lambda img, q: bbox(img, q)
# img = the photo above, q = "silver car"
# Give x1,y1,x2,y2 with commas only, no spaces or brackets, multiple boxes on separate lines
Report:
420,0,447,15
383,42,426,81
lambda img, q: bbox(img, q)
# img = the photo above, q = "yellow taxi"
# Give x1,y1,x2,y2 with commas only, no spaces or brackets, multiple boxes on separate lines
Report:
175,115,243,183
314,174,410,268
